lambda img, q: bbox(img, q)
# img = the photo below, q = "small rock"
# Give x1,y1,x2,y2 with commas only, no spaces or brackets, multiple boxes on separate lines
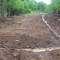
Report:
29,34,31,36
58,19,60,21
12,52,19,57
37,44,39,46
16,40,19,42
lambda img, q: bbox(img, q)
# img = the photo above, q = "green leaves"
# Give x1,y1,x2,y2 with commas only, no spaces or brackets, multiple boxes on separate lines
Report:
7,0,38,14
0,0,53,16
51,0,60,13
37,2,46,12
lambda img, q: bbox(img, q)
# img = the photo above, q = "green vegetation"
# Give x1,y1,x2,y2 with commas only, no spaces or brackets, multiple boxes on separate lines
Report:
0,0,48,17
0,0,60,17
51,0,60,14
7,0,38,15
37,1,46,12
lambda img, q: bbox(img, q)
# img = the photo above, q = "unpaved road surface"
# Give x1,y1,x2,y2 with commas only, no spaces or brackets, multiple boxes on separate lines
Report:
0,47,60,60
0,13,60,60
45,13,60,36
0,13,60,48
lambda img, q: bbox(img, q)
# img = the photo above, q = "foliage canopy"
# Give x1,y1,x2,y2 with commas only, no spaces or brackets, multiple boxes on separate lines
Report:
0,0,60,17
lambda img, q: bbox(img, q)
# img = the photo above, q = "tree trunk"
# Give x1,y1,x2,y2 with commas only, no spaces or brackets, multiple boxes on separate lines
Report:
0,0,7,18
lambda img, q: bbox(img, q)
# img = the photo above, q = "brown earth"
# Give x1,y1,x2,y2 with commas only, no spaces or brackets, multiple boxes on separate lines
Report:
0,47,60,60
0,13,60,60
45,13,60,35
0,13,60,48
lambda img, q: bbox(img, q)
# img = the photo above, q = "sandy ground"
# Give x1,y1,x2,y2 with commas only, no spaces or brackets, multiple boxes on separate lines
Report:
0,13,60,60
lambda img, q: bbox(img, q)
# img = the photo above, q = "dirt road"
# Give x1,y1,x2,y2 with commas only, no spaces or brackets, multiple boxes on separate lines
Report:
0,13,60,60
0,13,60,48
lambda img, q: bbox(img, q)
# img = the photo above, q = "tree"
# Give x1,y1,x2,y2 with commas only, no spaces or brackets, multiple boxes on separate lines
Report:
51,0,60,14
7,0,37,15
0,0,50,17
0,0,7,17
37,1,46,12
7,0,25,15
28,0,37,10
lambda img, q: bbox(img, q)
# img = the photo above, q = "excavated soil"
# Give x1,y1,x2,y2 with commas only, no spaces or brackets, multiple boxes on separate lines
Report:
0,14,60,48
45,13,60,35
0,13,60,60
0,48,60,60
